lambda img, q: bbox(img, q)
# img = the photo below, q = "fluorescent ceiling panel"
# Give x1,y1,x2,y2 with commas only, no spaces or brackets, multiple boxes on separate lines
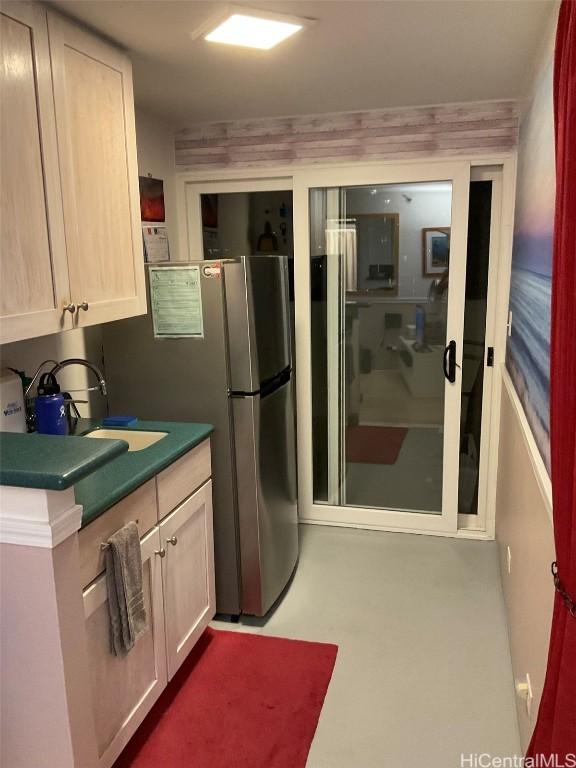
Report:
204,13,303,50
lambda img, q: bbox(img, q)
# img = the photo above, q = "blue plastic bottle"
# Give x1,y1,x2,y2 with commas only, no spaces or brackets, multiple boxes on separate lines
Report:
35,373,68,435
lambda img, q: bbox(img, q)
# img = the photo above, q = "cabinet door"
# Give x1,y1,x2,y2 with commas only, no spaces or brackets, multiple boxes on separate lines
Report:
0,2,71,344
48,11,146,328
83,527,167,768
160,480,216,680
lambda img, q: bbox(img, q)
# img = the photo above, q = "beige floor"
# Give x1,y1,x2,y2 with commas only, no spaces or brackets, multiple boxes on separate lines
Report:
212,524,520,768
359,369,443,427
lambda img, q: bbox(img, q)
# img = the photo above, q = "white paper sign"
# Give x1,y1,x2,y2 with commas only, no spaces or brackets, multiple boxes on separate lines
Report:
149,266,204,338
143,225,170,263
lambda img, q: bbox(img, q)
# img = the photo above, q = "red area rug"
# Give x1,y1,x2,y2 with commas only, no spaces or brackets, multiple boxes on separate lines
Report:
114,628,338,768
346,425,408,465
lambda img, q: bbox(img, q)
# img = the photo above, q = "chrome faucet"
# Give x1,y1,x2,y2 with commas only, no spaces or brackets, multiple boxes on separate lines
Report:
24,360,59,399
49,358,107,396
22,358,107,432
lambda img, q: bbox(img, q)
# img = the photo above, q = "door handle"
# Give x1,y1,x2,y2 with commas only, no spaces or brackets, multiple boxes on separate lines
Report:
443,340,457,383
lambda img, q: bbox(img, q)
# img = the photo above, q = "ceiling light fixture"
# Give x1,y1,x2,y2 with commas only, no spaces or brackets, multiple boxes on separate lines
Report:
202,7,309,50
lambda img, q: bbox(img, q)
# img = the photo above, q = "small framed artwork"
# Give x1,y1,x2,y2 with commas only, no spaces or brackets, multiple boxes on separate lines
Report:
422,227,450,276
139,176,165,222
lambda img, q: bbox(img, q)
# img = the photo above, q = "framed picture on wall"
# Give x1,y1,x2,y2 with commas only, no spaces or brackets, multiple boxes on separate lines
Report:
139,176,165,222
422,227,450,276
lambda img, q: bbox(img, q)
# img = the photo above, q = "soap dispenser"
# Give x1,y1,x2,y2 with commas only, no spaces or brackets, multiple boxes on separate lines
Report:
35,373,68,435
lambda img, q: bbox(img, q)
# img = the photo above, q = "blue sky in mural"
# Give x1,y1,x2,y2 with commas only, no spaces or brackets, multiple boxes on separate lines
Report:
506,61,555,473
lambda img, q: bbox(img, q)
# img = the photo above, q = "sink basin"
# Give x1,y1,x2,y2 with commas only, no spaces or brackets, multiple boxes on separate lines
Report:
85,428,168,452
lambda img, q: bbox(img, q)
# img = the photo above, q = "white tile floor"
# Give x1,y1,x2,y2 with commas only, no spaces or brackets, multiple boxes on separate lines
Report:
212,524,521,768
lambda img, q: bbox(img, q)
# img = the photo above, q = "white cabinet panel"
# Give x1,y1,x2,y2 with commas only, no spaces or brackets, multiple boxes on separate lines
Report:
0,2,71,343
160,480,216,680
83,527,167,768
0,4,147,343
48,11,146,328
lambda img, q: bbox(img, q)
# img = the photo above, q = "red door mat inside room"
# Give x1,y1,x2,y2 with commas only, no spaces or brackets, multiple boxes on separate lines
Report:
346,425,408,465
113,628,338,768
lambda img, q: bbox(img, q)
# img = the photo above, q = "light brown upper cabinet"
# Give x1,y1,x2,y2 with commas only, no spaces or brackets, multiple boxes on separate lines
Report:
0,2,72,343
0,4,146,343
48,11,145,328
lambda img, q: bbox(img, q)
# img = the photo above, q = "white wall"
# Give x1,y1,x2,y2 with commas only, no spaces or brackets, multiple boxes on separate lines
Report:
0,109,178,417
496,375,554,751
495,5,558,750
135,108,179,261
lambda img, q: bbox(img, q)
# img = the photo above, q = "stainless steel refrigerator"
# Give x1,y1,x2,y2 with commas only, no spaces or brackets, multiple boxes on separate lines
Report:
101,256,298,617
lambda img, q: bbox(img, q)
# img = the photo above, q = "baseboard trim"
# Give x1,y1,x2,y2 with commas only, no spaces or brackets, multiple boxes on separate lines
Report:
299,518,493,541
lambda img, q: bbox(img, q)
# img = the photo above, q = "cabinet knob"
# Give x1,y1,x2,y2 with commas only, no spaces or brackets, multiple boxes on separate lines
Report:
63,302,77,314
79,301,89,311
167,536,178,546
154,548,166,558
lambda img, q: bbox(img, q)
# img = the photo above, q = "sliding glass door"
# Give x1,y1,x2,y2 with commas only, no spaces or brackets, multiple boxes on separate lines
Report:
297,163,470,532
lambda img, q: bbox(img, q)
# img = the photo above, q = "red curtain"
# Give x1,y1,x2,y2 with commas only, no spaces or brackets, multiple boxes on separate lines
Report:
527,0,576,757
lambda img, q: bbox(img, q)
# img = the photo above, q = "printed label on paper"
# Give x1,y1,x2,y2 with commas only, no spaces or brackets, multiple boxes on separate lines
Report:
150,266,204,338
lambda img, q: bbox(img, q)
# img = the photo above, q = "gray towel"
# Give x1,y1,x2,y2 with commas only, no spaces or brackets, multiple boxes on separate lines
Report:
105,521,148,656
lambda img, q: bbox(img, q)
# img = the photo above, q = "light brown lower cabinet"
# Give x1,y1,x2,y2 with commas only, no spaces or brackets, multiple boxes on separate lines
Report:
160,480,215,680
82,480,215,768
83,527,167,768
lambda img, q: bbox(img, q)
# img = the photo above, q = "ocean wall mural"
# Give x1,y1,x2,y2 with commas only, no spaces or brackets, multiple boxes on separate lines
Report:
506,61,555,473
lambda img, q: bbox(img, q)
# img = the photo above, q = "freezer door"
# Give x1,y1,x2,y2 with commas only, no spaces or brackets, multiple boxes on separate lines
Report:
232,379,298,616
225,256,291,393
249,256,291,385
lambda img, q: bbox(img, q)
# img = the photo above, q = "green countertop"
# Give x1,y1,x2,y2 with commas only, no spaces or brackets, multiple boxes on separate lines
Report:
73,420,213,528
0,432,128,491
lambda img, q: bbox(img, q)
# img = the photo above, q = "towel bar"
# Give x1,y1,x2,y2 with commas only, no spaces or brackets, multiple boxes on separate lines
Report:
100,518,140,550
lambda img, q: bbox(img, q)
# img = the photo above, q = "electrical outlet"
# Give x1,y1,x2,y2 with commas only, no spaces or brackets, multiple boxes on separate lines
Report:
507,546,512,574
516,674,534,717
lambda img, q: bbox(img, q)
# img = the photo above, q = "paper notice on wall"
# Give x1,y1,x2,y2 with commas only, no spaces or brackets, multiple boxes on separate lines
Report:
149,266,204,338
143,225,170,263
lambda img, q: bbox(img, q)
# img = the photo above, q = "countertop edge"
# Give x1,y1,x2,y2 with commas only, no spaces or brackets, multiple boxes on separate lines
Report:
0,437,129,492
79,426,214,528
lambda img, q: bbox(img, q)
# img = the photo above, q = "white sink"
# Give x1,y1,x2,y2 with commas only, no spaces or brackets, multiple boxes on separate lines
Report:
85,428,168,452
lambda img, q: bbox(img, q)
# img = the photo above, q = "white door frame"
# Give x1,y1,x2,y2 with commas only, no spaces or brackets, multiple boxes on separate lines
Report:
469,157,518,540
325,189,344,504
174,153,517,539
457,166,503,534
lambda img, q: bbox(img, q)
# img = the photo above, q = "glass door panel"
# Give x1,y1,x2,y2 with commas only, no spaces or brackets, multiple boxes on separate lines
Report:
310,181,455,514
